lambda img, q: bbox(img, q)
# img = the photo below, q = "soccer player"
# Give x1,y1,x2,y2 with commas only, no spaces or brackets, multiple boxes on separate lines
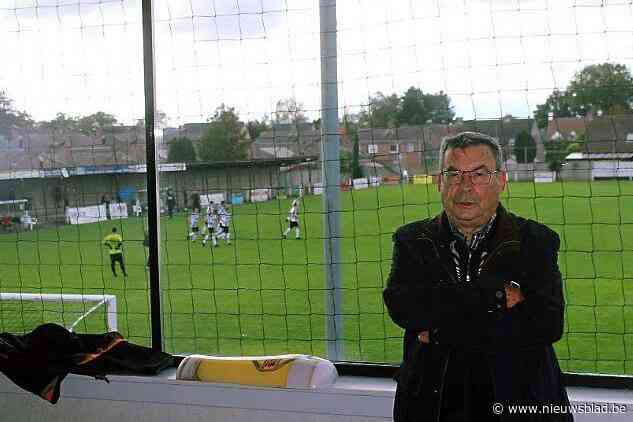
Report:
133,198,142,217
217,200,227,216
202,208,219,247
166,189,176,218
217,205,231,245
102,227,127,277
187,209,200,241
282,199,301,239
205,201,215,219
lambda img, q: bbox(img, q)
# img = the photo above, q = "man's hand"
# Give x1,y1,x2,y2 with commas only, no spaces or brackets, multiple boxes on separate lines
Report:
417,331,429,344
505,282,524,308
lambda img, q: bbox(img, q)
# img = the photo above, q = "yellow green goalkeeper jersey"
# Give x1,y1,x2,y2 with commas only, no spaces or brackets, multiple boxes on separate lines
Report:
102,233,123,255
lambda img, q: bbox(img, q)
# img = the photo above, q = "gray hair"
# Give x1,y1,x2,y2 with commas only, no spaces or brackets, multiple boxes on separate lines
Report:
439,131,504,170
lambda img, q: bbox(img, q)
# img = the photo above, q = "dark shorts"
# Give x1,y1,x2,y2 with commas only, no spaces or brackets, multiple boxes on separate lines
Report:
221,225,229,234
289,221,299,228
191,226,199,233
110,253,124,265
206,225,214,232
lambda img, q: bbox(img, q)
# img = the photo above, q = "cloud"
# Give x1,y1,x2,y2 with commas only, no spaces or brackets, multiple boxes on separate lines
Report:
2,0,633,124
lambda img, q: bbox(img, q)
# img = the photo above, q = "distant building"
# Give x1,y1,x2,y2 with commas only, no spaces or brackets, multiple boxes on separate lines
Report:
250,122,321,160
0,124,146,172
562,114,633,181
251,118,542,178
546,116,589,143
162,123,209,143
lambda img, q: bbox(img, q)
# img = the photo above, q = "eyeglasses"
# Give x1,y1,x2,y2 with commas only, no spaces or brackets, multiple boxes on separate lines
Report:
440,169,500,185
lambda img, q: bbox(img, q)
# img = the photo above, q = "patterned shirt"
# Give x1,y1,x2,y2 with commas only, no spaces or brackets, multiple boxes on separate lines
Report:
446,214,497,284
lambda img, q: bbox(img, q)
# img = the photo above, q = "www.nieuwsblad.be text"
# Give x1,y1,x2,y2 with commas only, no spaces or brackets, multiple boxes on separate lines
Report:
492,402,628,415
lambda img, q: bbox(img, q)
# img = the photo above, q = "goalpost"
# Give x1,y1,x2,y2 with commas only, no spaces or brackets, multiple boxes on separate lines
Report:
0,293,117,333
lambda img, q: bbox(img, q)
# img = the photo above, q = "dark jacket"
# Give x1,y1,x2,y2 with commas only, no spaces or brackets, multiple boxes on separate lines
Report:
0,323,176,404
383,205,572,422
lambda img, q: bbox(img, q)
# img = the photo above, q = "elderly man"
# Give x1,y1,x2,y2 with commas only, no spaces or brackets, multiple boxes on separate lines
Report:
383,132,572,421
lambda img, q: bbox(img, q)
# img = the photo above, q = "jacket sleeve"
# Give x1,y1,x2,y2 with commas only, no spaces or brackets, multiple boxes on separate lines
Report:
488,226,565,349
383,229,434,332
433,225,565,351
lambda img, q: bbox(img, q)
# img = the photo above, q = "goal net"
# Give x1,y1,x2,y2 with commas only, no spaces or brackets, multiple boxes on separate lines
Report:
0,293,117,335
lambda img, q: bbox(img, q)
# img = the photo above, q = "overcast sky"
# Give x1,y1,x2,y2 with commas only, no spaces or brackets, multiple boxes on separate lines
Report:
2,0,633,126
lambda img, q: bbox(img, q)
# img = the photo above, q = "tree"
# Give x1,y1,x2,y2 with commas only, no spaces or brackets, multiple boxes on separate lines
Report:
76,111,117,135
358,92,401,128
398,87,456,125
342,116,363,179
535,63,633,128
246,118,269,142
513,130,537,164
544,140,581,176
340,150,352,175
351,129,362,179
358,88,455,128
568,63,633,115
167,137,197,163
47,112,78,132
198,105,248,162
0,90,33,135
274,98,307,125
422,90,455,124
399,87,427,126
534,89,574,129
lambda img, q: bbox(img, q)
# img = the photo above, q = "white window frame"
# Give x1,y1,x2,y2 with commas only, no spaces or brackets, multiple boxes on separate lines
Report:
368,144,378,154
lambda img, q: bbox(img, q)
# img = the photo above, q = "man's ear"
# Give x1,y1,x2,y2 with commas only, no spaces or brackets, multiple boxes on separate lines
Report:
498,170,507,191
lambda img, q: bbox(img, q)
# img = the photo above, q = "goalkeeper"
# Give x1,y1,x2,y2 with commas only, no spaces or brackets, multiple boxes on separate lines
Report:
102,227,128,278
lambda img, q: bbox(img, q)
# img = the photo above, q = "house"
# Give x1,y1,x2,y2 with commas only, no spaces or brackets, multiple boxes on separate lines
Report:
250,122,321,160
357,124,454,176
562,115,633,181
252,117,542,180
457,117,542,161
546,116,590,142
0,125,146,172
448,117,546,182
162,123,209,143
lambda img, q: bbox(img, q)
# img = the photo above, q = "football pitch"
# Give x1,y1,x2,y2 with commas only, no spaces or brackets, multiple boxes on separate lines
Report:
1,181,632,375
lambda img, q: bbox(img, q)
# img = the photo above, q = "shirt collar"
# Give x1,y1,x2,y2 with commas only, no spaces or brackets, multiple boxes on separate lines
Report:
447,213,497,250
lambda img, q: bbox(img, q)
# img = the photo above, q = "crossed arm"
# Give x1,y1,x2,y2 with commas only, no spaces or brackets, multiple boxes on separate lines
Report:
416,284,524,344
383,228,565,351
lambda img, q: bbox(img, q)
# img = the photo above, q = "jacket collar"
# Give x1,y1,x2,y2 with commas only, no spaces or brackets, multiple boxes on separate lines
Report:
424,204,521,248
447,213,497,250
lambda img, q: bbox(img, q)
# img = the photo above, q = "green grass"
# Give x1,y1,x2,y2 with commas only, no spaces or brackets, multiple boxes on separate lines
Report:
1,180,633,375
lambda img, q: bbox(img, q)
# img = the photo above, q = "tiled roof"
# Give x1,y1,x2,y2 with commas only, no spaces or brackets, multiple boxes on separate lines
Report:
584,115,633,153
546,117,589,141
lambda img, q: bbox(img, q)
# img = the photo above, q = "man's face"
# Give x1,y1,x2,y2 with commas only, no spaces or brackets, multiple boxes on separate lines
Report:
438,144,506,234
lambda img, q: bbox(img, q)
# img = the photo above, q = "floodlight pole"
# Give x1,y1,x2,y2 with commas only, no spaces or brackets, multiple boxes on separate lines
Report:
142,0,163,351
319,0,343,361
